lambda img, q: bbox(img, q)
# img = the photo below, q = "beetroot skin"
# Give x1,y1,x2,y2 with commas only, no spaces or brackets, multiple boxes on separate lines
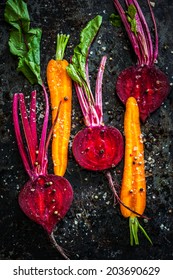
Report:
13,88,73,259
72,126,124,171
113,0,170,122
18,175,73,234
116,65,170,122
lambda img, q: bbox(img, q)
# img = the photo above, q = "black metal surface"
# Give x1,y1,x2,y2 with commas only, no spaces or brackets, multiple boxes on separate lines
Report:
0,0,173,260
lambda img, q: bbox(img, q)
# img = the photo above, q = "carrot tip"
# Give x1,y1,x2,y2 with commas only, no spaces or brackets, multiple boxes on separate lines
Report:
129,217,152,246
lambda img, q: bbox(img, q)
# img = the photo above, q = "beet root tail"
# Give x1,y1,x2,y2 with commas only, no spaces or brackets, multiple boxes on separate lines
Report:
105,171,149,220
48,232,70,260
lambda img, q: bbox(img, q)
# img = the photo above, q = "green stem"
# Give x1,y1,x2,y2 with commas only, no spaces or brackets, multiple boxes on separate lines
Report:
55,34,70,60
129,217,152,246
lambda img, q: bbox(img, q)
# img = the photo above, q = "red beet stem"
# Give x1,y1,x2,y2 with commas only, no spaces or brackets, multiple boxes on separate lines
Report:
37,83,49,175
13,84,51,179
13,94,33,178
105,171,149,219
113,0,142,64
49,232,70,260
29,90,38,150
74,56,107,127
95,56,107,124
126,0,153,65
113,0,158,66
19,93,36,167
146,0,158,63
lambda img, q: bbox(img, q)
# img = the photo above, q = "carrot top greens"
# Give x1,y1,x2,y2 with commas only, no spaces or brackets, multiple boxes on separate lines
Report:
55,34,70,61
4,0,42,85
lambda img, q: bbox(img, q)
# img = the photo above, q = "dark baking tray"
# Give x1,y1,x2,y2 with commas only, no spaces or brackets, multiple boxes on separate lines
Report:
0,0,173,260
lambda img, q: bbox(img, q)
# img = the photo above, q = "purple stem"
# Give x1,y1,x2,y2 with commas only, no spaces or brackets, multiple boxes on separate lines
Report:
13,94,33,178
95,55,107,124
37,84,49,174
74,56,107,127
147,0,158,63
49,232,70,260
115,0,157,66
127,0,153,65
88,105,100,127
29,90,38,151
113,0,143,64
105,171,149,219
19,93,36,167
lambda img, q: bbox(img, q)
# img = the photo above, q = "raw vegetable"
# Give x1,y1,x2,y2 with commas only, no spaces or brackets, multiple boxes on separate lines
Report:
67,16,145,218
67,16,129,210
67,16,124,172
113,0,170,122
120,96,152,245
47,34,72,176
5,0,73,259
13,90,73,259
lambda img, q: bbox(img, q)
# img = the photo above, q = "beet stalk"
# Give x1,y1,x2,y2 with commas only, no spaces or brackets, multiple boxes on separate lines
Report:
67,16,124,172
13,87,73,259
67,16,150,219
113,0,170,122
5,0,73,259
67,16,127,208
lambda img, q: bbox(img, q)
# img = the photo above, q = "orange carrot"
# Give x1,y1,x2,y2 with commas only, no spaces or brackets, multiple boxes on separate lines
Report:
120,96,152,245
47,34,72,176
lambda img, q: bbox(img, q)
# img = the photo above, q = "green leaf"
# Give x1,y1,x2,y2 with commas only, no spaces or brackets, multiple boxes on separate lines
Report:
131,19,137,34
109,13,122,27
4,0,30,32
67,15,102,89
126,4,137,35
4,0,42,85
127,4,137,20
56,34,70,60
8,29,28,57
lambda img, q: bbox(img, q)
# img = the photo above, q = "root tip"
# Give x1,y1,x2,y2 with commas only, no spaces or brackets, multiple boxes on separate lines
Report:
49,232,70,260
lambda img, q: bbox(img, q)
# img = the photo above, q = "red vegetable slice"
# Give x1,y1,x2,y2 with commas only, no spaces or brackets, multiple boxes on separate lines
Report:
72,126,124,171
116,65,170,122
18,175,73,234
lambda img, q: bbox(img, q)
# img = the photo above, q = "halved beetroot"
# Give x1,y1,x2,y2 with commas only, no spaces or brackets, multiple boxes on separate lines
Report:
72,126,124,171
116,65,170,122
18,175,73,234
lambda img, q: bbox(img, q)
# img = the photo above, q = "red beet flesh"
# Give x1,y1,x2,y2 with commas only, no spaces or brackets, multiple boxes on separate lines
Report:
18,174,73,234
72,125,124,171
116,65,170,122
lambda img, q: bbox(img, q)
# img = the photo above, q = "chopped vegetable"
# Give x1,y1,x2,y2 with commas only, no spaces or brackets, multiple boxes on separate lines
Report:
47,34,72,176
113,0,170,122
120,96,152,245
13,89,73,259
67,16,128,211
67,16,124,171
5,0,73,259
